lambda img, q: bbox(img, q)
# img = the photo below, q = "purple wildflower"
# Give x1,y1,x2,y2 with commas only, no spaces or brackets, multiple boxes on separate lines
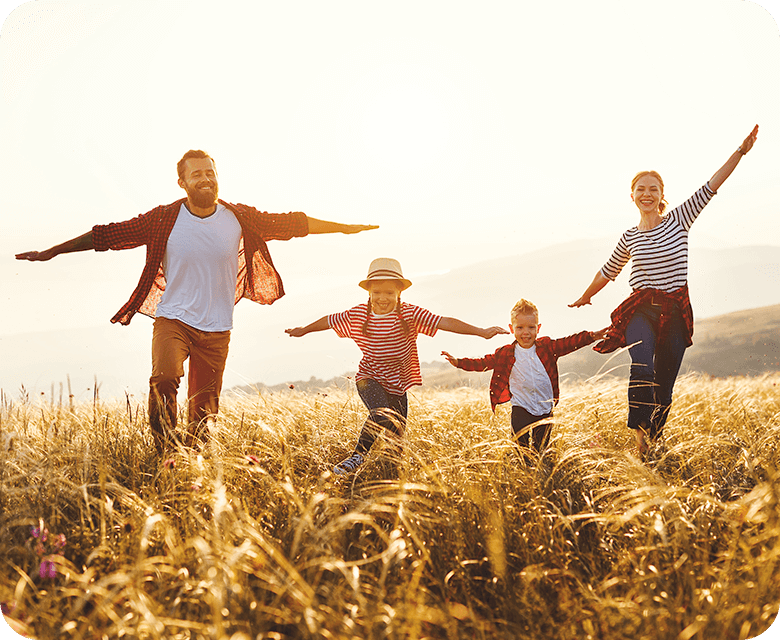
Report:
54,534,67,551
38,559,56,579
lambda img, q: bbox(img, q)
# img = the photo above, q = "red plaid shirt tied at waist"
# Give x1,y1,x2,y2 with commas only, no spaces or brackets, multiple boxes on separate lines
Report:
453,332,597,412
91,199,309,325
594,285,694,354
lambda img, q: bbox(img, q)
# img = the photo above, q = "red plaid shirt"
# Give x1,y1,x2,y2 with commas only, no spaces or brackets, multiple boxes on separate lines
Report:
92,199,309,325
453,332,597,411
594,285,693,354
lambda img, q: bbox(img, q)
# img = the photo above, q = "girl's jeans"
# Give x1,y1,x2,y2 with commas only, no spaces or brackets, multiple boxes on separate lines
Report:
625,301,687,439
354,378,408,454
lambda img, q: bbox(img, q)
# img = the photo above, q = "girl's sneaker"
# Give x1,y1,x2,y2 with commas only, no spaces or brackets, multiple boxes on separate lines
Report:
333,452,365,475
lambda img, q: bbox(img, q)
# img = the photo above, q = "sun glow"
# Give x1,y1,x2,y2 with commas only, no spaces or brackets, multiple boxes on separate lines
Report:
346,64,471,175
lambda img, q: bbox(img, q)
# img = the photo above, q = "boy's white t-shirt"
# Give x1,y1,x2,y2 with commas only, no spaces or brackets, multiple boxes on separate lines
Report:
156,203,242,331
509,343,554,416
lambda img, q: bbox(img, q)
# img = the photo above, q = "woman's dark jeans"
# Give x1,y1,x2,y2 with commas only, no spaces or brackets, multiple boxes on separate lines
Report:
625,301,688,439
354,378,408,454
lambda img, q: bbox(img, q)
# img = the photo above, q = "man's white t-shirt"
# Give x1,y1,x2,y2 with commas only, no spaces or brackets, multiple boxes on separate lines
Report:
156,203,242,331
509,344,554,416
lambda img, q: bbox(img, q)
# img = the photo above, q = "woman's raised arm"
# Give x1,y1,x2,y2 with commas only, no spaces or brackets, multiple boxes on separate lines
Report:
708,125,758,193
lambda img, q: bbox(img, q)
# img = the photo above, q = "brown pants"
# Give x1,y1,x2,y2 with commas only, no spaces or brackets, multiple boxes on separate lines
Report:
149,317,231,452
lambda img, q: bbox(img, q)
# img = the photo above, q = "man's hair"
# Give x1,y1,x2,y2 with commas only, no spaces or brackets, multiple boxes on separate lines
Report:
177,150,215,180
510,299,539,324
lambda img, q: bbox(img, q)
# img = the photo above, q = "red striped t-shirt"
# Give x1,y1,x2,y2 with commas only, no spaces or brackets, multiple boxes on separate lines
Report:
328,302,441,395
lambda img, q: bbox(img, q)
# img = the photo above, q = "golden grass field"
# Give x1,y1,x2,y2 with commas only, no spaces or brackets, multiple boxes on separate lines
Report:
0,373,778,639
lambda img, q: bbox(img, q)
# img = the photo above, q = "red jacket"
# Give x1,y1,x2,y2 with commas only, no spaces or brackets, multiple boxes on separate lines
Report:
453,332,597,411
91,199,309,325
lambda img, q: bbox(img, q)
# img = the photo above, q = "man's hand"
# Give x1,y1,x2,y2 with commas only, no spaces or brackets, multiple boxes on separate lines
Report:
306,217,379,235
339,223,379,234
15,248,57,261
15,231,93,261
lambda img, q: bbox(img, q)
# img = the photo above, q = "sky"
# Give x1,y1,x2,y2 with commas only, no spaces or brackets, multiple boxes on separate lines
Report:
0,0,779,399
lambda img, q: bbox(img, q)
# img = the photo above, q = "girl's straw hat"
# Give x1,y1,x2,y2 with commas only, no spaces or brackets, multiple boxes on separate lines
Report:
359,257,412,291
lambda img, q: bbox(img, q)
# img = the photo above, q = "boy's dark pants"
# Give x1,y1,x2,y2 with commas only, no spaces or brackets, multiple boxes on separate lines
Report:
511,406,553,452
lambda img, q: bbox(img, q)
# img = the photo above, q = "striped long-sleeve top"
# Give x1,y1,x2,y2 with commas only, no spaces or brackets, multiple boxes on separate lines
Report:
600,183,716,292
328,302,441,395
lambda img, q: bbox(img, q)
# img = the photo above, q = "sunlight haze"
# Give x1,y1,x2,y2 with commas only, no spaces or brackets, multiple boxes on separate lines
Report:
1,0,779,403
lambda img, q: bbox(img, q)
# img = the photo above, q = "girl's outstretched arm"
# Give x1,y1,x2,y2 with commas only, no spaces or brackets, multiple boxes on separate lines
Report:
708,124,758,192
285,316,329,338
438,317,508,339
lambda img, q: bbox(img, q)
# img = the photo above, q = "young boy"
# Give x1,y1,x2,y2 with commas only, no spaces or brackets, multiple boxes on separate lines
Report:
442,299,608,452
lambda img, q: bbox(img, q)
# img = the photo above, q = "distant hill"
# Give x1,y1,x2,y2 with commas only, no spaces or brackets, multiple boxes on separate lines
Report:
3,241,778,400
229,303,780,395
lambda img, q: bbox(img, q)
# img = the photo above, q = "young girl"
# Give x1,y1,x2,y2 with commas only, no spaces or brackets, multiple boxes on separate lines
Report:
285,257,507,475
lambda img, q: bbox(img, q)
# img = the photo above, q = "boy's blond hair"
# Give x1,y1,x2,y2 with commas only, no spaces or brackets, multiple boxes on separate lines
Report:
510,299,539,324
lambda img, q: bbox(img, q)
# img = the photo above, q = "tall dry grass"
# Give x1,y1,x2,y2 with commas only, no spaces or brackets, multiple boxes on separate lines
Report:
0,374,778,639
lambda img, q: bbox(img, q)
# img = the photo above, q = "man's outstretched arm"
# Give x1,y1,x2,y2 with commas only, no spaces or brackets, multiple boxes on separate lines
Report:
15,231,94,261
305,217,378,235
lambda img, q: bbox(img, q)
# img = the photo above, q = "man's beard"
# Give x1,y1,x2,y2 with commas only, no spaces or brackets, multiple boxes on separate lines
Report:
186,183,219,208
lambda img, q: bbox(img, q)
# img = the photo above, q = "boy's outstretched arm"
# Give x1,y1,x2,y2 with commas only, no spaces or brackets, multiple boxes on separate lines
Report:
441,349,496,372
438,317,508,339
285,316,329,338
441,350,458,367
16,231,94,261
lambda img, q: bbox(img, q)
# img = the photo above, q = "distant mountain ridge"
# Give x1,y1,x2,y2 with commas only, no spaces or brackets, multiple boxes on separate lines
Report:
230,303,780,395
3,240,778,400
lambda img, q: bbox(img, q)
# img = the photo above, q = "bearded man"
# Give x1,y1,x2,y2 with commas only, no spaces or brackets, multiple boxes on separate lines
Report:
16,149,377,452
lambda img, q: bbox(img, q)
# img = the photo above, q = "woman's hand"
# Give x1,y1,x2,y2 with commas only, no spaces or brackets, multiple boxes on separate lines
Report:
590,327,610,341
710,124,759,192
570,272,610,308
569,296,592,308
738,124,759,156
